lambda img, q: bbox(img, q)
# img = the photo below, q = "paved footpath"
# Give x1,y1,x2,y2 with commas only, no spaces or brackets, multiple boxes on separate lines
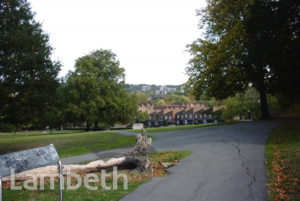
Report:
121,121,277,201
62,121,277,201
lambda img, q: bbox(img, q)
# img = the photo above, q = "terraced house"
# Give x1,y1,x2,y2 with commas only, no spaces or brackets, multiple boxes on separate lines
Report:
139,103,222,127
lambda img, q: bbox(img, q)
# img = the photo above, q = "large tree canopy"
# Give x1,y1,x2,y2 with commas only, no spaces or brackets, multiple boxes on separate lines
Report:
66,49,137,129
0,0,138,131
187,0,300,119
245,0,300,106
0,0,60,128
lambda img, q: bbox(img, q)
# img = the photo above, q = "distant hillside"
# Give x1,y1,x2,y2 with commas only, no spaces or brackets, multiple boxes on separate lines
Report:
125,84,195,105
125,84,183,96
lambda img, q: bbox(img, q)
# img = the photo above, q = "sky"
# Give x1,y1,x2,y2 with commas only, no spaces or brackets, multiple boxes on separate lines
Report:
29,0,206,85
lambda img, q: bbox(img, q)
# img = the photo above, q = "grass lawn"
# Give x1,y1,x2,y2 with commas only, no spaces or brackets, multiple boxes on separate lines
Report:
2,151,191,201
0,131,136,158
265,118,300,200
119,121,238,133
0,129,84,136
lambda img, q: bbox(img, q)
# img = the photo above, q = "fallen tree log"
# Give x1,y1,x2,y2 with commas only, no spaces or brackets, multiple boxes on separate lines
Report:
2,129,153,182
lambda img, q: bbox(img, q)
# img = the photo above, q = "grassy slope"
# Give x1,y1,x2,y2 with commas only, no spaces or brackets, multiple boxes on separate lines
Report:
119,121,238,133
0,131,136,158
265,119,300,200
0,130,84,136
2,151,191,201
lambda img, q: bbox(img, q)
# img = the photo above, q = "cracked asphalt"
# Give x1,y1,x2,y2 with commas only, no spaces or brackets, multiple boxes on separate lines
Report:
120,121,277,201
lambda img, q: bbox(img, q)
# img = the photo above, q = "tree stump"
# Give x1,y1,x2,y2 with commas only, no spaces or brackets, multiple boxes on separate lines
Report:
124,129,153,173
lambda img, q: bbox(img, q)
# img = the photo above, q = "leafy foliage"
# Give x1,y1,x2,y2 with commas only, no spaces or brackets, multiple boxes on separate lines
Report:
222,88,261,120
163,93,192,105
136,93,149,104
245,0,300,103
0,0,60,129
137,111,149,123
154,99,166,107
186,0,300,119
65,49,137,129
0,122,16,132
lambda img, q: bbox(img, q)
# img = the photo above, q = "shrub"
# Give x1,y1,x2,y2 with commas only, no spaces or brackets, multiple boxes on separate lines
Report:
0,122,16,132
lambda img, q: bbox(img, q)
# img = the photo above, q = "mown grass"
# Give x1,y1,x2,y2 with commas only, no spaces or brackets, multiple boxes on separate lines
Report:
0,129,84,136
149,151,191,163
2,151,191,201
265,119,300,201
120,121,238,133
0,131,136,158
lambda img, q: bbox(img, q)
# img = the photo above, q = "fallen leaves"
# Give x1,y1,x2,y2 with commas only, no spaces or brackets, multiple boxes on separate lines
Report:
267,121,300,201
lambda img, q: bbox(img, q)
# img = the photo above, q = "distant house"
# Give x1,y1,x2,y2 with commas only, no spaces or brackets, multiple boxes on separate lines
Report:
139,102,220,127
141,85,151,92
175,109,186,125
193,108,204,124
202,107,214,124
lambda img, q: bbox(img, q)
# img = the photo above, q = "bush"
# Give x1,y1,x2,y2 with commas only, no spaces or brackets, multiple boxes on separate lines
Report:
0,122,16,132
222,88,261,120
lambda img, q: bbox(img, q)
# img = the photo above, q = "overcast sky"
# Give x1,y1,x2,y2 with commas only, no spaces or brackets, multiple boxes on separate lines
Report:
29,0,206,85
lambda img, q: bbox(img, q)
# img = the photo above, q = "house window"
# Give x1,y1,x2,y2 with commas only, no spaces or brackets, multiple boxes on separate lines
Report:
209,114,212,118
165,115,168,120
185,113,187,118
181,115,183,119
200,114,202,118
169,116,172,120
204,113,207,117
195,114,198,118
177,115,179,118
189,114,192,118
149,116,152,120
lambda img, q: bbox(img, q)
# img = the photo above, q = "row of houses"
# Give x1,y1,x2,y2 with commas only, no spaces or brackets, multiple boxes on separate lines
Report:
138,103,223,127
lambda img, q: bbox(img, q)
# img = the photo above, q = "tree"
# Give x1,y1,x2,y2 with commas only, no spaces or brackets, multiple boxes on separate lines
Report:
0,0,60,129
186,0,300,119
222,88,261,120
137,111,149,123
136,92,148,104
44,80,72,130
99,88,137,127
154,99,166,107
163,93,192,104
245,0,300,107
66,49,137,129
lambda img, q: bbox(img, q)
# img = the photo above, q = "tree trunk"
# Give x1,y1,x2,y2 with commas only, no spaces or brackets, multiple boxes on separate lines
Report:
1,158,128,182
256,67,271,119
2,130,153,182
259,85,271,119
86,122,90,131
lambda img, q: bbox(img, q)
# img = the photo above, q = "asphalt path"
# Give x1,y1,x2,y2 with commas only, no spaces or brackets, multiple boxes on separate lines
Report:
119,121,277,201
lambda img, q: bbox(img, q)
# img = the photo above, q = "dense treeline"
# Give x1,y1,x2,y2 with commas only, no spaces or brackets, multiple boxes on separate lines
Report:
135,92,194,106
0,0,137,131
187,0,300,119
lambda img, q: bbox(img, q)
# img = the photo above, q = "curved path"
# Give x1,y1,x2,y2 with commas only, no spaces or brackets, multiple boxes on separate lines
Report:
120,121,277,201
